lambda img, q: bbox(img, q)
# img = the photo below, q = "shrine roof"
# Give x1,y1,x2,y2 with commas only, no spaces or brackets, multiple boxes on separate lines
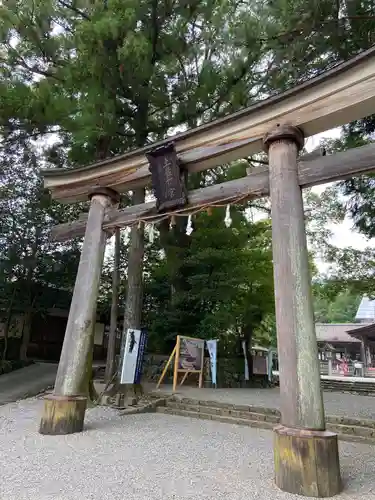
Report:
315,323,366,344
347,322,375,341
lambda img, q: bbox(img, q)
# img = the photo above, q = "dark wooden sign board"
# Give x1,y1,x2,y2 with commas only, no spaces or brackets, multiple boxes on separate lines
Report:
146,142,187,212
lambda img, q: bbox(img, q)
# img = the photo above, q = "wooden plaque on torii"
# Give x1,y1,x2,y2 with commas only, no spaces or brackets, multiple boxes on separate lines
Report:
146,142,187,212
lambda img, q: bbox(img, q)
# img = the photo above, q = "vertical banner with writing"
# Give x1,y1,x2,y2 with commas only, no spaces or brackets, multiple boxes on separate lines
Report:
134,329,148,384
242,340,250,381
120,328,142,384
206,339,218,387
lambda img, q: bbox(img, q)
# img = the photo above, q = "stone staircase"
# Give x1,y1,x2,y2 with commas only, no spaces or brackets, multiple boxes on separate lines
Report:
321,378,375,396
156,397,375,444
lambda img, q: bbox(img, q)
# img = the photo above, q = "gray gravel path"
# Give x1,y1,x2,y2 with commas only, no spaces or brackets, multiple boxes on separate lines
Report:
154,386,375,420
0,398,375,500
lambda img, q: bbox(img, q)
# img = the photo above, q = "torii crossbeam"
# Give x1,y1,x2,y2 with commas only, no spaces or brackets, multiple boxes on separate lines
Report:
40,45,375,498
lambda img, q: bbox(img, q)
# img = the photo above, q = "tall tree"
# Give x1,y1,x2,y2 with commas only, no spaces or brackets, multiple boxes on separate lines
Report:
313,283,361,323
0,138,81,360
2,0,370,375
0,0,275,378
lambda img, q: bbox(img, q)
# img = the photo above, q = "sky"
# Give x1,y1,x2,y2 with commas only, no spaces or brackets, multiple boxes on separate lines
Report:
305,130,372,272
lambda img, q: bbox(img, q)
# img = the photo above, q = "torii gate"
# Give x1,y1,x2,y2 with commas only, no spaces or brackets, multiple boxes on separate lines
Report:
39,46,375,497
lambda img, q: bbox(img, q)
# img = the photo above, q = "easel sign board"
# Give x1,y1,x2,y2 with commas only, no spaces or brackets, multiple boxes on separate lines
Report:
156,335,205,391
178,336,205,371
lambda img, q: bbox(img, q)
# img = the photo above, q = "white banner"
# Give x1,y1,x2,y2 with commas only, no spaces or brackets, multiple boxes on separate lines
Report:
206,339,218,386
242,340,249,381
120,329,142,384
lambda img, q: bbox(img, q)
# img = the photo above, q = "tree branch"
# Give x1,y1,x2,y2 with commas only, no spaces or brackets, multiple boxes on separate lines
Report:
150,0,160,66
3,47,63,82
57,0,91,20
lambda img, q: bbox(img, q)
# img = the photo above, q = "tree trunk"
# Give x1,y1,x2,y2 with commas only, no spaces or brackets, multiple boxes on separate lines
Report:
20,296,36,362
242,331,254,379
159,217,190,304
20,314,31,362
105,227,121,383
115,9,158,393
2,322,8,362
20,227,41,361
2,285,17,360
117,188,145,396
122,188,145,334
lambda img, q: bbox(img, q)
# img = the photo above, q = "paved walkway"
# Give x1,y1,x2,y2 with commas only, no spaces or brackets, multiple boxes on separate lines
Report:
0,363,57,405
1,398,375,500
152,385,375,420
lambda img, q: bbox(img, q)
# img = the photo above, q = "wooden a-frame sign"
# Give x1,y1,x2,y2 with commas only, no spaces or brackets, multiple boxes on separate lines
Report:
157,335,205,392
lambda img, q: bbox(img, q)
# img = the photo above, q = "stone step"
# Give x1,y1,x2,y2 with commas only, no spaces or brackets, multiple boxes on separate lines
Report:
323,388,375,396
323,382,375,385
158,400,375,444
157,406,276,430
323,382,375,391
326,415,375,429
324,387,375,397
323,388,375,393
167,400,375,429
326,421,375,439
321,381,375,388
322,383,375,389
175,397,280,416
166,401,280,423
321,384,375,395
322,383,374,387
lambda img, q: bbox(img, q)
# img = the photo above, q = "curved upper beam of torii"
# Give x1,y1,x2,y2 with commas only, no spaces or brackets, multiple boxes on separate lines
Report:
43,45,375,204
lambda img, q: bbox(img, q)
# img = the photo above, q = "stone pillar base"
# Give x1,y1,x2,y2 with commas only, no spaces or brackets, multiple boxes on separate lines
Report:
115,383,144,407
39,395,87,435
274,425,342,498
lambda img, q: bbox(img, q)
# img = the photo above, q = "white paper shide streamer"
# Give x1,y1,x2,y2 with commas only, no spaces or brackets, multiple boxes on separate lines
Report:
224,204,232,228
169,215,176,230
148,223,155,243
186,214,193,235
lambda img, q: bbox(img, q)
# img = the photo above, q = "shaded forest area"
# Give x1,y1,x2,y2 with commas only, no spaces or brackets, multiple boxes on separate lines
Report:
1,1,375,369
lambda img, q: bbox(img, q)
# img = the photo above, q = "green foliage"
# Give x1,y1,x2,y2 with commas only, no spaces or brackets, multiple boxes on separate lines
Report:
0,136,82,359
2,0,374,361
143,204,275,354
313,283,361,323
0,0,276,161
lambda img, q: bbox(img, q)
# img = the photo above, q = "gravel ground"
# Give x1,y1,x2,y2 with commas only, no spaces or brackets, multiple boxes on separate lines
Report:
1,398,375,500
154,386,375,420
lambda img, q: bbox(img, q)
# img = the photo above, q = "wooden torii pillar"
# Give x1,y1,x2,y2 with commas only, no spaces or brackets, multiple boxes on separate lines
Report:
39,187,120,435
264,124,341,497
